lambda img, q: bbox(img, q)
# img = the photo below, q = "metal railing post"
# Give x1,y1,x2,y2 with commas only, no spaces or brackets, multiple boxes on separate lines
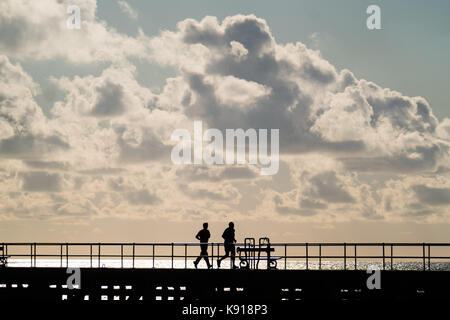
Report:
185,244,187,269
390,244,393,270
217,243,220,266
428,245,431,271
60,244,63,268
354,245,357,270
305,243,309,270
34,243,37,267
66,243,69,268
30,244,33,267
210,243,213,269
152,244,155,268
98,243,101,268
121,244,124,268
132,243,135,269
382,243,385,271
90,244,93,268
171,243,174,269
344,243,346,270
422,243,426,271
284,244,287,270
319,244,322,270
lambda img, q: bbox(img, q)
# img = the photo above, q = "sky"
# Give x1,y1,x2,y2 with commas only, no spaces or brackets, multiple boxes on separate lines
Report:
0,0,449,243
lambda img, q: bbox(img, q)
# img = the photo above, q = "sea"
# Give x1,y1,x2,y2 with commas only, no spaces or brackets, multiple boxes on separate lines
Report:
5,259,450,271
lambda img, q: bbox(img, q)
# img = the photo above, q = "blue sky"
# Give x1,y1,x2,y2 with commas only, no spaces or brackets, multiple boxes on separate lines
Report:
97,0,450,119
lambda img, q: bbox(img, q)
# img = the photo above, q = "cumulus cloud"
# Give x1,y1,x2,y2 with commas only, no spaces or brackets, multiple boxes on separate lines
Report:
175,165,257,182
0,9,449,224
0,55,69,160
24,160,70,171
91,82,126,117
210,75,271,108
300,198,327,210
180,182,241,203
21,171,62,192
273,194,316,217
117,1,138,20
150,14,447,173
126,189,161,206
412,185,450,206
0,0,148,63
309,171,355,203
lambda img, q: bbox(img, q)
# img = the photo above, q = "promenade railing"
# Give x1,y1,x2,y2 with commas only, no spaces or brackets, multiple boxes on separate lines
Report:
1,242,449,271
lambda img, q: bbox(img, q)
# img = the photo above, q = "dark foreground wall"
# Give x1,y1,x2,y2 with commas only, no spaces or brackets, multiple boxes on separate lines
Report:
1,267,450,318
1,267,449,303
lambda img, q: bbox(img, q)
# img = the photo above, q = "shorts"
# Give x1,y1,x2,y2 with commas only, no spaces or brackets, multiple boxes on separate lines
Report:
224,242,235,255
200,244,209,256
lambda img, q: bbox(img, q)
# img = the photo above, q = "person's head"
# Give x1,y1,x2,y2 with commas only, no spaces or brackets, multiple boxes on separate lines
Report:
203,222,208,229
229,222,234,228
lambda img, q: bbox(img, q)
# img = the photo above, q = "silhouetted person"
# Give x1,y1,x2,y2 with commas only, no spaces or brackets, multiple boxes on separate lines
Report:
217,222,237,269
194,222,212,269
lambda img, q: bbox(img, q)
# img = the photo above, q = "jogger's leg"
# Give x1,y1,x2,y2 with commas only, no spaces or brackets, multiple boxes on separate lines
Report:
204,256,211,268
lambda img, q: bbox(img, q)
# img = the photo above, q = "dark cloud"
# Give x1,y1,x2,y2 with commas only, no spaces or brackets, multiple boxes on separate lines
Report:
367,94,438,134
109,177,126,192
309,171,354,203
222,16,272,54
182,21,223,47
220,167,256,179
403,203,436,217
21,171,62,192
275,205,316,216
78,167,125,175
273,195,317,216
91,82,126,117
176,166,215,181
176,165,256,182
412,185,450,206
52,201,95,217
300,62,336,84
0,135,69,159
434,166,450,174
126,189,161,206
0,9,58,55
179,183,236,201
24,160,69,171
340,145,440,173
384,196,392,212
116,128,171,163
182,15,272,55
300,198,327,209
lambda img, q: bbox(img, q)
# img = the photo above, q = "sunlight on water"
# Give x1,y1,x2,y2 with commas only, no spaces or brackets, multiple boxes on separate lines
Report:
6,259,450,271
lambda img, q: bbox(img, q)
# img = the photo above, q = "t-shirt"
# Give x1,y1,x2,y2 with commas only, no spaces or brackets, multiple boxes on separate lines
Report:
222,227,235,243
196,229,210,242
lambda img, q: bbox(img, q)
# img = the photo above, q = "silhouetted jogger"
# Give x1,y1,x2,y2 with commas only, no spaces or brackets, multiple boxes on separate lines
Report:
194,222,212,269
217,222,237,269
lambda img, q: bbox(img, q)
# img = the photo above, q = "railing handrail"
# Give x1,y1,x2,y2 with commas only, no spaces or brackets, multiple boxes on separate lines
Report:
2,242,450,245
